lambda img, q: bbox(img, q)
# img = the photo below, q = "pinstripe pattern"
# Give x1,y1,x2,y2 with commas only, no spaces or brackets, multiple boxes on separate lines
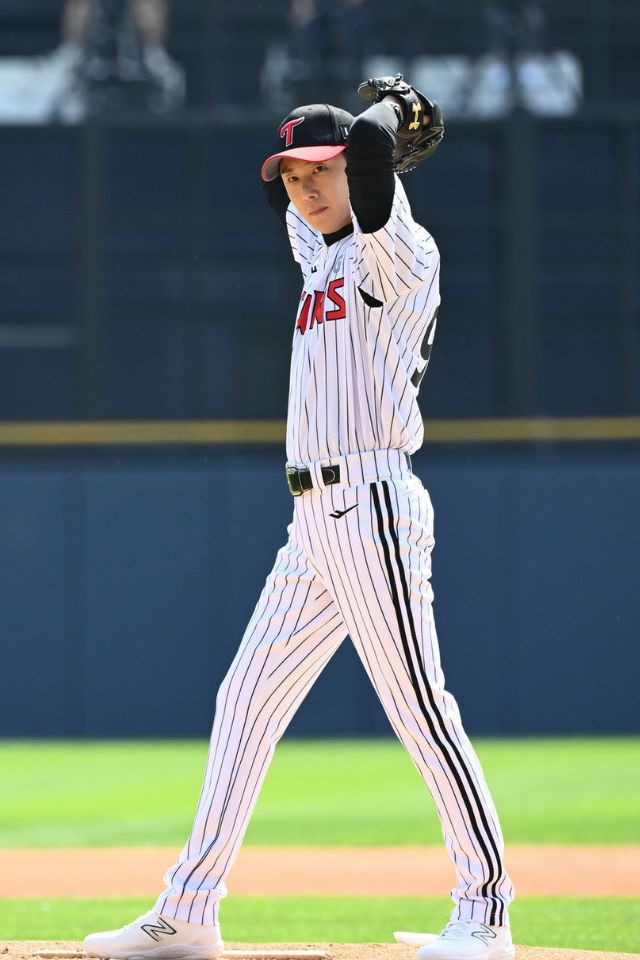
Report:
298,476,513,926
156,533,346,924
285,177,440,466
154,471,514,928
152,176,513,933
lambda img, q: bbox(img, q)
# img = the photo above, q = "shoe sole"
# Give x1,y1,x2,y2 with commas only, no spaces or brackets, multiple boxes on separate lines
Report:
84,944,224,960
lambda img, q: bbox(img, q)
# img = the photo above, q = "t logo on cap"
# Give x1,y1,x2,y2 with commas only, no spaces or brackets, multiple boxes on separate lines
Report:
280,117,305,147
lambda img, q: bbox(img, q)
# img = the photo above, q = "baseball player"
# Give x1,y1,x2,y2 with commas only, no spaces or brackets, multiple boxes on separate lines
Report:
84,76,514,960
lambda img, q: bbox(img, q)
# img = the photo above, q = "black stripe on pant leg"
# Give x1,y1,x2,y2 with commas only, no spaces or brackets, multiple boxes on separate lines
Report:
370,481,501,926
379,479,505,926
341,495,474,885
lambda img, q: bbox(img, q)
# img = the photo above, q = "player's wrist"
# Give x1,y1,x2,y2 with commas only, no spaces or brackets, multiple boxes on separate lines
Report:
380,95,404,123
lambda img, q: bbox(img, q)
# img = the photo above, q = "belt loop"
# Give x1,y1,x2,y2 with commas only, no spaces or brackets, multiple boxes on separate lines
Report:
308,460,324,490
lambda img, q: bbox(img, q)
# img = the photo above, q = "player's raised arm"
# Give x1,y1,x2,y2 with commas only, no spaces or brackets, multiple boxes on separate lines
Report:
347,77,442,233
347,75,444,303
345,99,400,234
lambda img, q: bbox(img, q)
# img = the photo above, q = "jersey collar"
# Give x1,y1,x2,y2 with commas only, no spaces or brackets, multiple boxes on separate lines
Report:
323,222,354,246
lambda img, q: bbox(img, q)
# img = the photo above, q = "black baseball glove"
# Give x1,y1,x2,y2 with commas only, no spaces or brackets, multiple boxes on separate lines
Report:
357,73,444,174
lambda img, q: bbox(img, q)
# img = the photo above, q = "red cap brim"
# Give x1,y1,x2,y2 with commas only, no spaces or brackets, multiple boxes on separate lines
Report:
261,145,347,182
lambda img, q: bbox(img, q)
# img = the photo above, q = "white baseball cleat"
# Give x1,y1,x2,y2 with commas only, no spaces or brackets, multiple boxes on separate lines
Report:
416,920,515,960
83,910,224,960
394,932,438,946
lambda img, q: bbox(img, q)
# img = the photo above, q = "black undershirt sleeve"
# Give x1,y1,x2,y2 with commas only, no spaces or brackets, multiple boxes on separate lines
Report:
346,101,400,234
262,177,290,226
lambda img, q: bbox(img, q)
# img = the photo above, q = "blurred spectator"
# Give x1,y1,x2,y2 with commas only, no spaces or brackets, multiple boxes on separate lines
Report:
479,0,549,112
519,2,547,54
288,0,322,65
0,0,184,123
483,0,547,58
484,1,509,58
389,0,441,61
64,0,173,49
285,0,329,105
408,0,579,119
328,0,375,109
62,0,185,119
262,0,375,114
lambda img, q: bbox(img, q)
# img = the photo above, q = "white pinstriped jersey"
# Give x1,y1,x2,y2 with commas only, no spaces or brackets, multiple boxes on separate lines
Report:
285,176,440,465
153,162,514,936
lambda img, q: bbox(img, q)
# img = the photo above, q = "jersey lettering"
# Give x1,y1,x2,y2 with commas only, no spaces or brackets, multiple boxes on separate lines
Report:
285,179,441,463
296,278,346,334
296,293,312,334
326,278,346,321
310,290,325,329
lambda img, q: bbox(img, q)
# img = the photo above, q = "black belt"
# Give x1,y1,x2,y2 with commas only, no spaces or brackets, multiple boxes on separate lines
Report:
286,464,341,497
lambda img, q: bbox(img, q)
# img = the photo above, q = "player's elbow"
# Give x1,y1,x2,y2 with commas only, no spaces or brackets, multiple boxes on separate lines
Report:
347,113,395,170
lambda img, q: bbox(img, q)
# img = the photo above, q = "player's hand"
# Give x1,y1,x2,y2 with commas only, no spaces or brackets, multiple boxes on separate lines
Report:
381,93,432,127
358,74,444,173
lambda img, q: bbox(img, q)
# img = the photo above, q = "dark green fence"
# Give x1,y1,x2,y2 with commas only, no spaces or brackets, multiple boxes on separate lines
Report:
1,115,639,422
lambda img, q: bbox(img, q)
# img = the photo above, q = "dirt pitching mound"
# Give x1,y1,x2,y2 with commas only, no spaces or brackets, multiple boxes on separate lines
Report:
3,942,639,960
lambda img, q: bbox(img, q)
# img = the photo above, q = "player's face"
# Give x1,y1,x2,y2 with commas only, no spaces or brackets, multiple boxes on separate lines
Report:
280,154,351,234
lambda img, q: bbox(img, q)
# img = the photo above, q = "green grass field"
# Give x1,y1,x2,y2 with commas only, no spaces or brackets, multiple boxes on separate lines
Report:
1,737,639,847
1,738,639,952
2,897,640,953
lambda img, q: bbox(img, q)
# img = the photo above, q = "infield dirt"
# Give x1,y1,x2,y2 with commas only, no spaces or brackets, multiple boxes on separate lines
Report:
2,943,639,960
3,845,639,898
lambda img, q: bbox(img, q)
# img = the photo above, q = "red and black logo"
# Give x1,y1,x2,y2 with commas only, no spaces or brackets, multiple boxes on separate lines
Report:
296,278,346,334
280,117,305,147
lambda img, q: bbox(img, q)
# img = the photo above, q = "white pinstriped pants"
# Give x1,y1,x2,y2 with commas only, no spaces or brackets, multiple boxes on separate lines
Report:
155,455,514,928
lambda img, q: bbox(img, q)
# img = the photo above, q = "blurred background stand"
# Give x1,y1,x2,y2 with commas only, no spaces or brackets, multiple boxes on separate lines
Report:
260,0,582,120
262,0,377,115
0,0,637,739
0,0,185,124
69,0,185,120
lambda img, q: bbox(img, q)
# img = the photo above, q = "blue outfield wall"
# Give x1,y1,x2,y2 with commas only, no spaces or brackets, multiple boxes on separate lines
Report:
0,445,638,737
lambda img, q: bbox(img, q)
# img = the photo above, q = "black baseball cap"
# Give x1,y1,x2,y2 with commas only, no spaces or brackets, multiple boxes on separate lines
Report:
261,103,354,182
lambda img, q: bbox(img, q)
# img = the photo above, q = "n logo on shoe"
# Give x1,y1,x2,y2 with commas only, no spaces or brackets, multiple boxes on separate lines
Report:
140,919,177,942
471,925,497,946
